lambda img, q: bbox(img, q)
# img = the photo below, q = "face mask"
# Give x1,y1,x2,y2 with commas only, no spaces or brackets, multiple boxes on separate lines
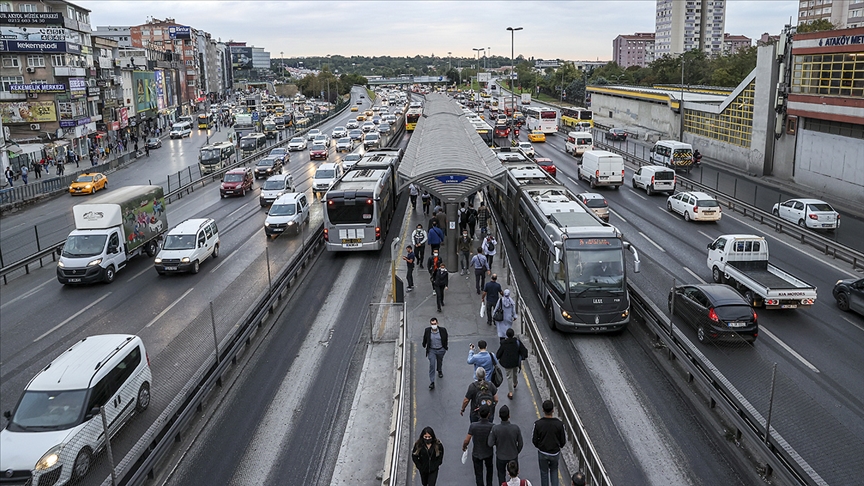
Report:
431,325,438,331
424,437,433,444
433,252,438,257
463,233,468,237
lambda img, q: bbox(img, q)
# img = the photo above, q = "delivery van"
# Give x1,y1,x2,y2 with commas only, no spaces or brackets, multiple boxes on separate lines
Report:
578,150,624,189
169,121,192,139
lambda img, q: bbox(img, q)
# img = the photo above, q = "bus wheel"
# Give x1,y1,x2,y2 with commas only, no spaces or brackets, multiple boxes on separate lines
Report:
546,302,557,331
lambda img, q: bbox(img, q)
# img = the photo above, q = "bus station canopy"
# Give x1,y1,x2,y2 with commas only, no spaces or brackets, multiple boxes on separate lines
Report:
398,94,506,203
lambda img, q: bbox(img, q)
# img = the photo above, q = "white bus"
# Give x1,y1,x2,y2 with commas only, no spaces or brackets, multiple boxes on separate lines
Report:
239,132,267,157
199,141,237,174
524,106,559,134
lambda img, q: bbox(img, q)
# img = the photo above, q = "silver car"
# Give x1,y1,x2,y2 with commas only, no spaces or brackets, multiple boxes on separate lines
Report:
577,193,609,222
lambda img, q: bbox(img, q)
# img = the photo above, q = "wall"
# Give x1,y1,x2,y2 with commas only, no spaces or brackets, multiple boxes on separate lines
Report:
794,128,864,204
591,94,677,139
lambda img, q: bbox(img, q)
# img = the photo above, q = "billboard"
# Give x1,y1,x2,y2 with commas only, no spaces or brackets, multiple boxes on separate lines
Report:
0,40,80,53
168,26,191,40
10,83,66,93
118,107,129,128
232,47,253,70
1,26,83,44
478,72,491,83
0,12,62,25
154,70,166,110
133,71,158,112
1,101,58,123
68,78,87,98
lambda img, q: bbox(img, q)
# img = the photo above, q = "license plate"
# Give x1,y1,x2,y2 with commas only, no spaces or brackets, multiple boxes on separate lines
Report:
823,224,833,227
68,278,81,283
727,321,747,328
341,239,362,244
224,191,234,194
703,211,715,214
342,243,362,248
273,228,284,232
781,304,798,309
165,266,177,271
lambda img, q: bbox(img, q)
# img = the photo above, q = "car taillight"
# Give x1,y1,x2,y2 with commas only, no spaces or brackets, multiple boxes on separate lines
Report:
752,311,757,321
621,169,625,179
673,176,677,185
595,170,600,178
650,176,655,184
693,206,699,213
323,228,329,242
708,308,719,322
801,298,814,305
809,213,818,220
765,299,778,306
375,227,381,240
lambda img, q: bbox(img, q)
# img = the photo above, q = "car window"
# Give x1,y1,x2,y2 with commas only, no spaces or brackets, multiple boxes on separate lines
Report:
714,238,726,250
197,231,206,246
204,225,213,239
210,222,219,235
715,305,753,321
697,199,719,207
692,289,709,307
794,202,804,210
808,203,833,212
782,201,794,208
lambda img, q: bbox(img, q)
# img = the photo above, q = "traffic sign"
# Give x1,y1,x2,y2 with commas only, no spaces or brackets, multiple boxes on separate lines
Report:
252,111,259,122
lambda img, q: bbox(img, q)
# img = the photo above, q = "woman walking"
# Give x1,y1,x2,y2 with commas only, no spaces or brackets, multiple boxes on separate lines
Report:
412,426,444,486
493,289,517,342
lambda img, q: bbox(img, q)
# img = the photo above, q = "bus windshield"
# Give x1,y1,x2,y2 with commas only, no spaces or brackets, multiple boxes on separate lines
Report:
200,149,221,163
327,201,374,224
240,139,257,149
540,111,557,119
566,248,625,294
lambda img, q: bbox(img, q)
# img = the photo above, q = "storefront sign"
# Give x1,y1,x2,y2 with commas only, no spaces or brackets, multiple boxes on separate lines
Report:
87,86,100,96
0,39,80,53
1,100,58,123
0,12,63,25
168,26,191,40
9,83,66,93
59,117,91,128
118,107,129,128
69,77,87,98
1,26,82,44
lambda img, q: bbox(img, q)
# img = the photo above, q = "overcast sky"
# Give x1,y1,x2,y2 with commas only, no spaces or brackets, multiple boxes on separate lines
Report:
79,1,800,62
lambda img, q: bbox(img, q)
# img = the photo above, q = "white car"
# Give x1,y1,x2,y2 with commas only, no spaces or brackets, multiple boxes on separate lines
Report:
666,191,721,222
154,218,220,274
306,128,321,141
335,137,353,152
361,122,376,133
331,126,348,139
772,198,839,230
264,192,310,237
313,134,331,146
342,153,362,170
288,137,307,151
518,142,535,158
312,163,344,195
346,120,360,129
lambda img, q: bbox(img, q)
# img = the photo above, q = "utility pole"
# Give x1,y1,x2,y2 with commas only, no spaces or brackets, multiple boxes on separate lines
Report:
507,27,523,143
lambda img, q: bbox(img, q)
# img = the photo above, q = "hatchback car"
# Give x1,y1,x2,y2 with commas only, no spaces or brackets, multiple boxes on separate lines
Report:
668,284,758,344
771,198,839,230
518,142,534,158
528,130,546,142
377,123,391,134
268,147,289,164
254,156,283,179
363,133,381,149
306,128,321,141
833,277,864,316
309,141,329,159
336,137,353,152
220,167,254,197
577,193,609,221
534,157,556,177
264,192,310,237
145,137,162,149
666,191,721,222
69,172,107,195
348,129,364,142
605,128,628,141
288,137,307,151
342,153,362,170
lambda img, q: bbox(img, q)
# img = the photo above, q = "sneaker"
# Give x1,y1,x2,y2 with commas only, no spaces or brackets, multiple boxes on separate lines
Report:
438,371,443,378
406,287,413,292
429,382,435,389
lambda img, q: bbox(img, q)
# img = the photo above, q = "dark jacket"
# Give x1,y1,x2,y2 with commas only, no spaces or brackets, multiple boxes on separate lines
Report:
433,268,449,287
411,440,444,474
496,337,528,369
427,226,444,246
487,420,523,461
458,236,472,253
422,326,449,356
427,255,442,275
532,416,566,454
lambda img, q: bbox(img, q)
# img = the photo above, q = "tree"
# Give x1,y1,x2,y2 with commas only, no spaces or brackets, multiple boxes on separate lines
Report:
797,19,835,33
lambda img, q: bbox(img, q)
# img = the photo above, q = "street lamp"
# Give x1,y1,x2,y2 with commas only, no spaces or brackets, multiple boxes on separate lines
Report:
280,51,284,77
486,47,490,70
680,57,686,141
507,27,523,141
473,47,484,88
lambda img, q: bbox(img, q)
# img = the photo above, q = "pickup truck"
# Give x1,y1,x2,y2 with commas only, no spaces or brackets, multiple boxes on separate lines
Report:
707,234,817,309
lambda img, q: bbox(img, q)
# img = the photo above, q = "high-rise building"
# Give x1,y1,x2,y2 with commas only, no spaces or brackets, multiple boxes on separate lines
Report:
655,0,726,58
613,33,656,68
798,0,864,29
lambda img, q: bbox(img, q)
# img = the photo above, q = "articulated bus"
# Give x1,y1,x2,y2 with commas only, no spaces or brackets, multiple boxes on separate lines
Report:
486,153,641,333
199,141,237,175
523,106,559,134
197,113,214,129
560,107,594,130
405,108,422,131
323,148,402,251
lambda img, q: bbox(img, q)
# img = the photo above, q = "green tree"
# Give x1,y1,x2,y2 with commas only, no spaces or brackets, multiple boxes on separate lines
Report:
797,19,836,33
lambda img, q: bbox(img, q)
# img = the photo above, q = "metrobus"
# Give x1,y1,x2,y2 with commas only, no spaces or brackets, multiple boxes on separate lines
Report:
486,154,641,333
197,113,214,129
405,108,422,131
560,107,594,130
323,148,402,252
524,106,559,134
239,132,267,157
199,141,237,174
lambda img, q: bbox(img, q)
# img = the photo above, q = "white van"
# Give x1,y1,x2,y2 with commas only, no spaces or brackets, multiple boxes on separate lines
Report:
578,150,624,189
264,192,310,236
154,218,220,274
169,121,192,139
649,140,694,172
312,163,344,196
259,174,296,207
0,335,151,485
631,165,676,195
565,131,594,158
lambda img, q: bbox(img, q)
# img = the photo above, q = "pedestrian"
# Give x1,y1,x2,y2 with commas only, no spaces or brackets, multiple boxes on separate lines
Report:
91,153,97,166
427,248,442,293
458,202,469,232
496,328,528,399
4,166,14,187
483,234,498,268
467,204,478,238
427,221,444,253
19,164,28,185
73,151,79,167
461,366,498,424
145,144,151,157
403,245,416,292
482,274,504,326
435,209,447,236
504,460,533,486
571,472,586,486
533,400,567,486
467,340,496,384
463,406,495,486
412,224,427,269
488,405,524,486
477,202,491,236
422,317,448,390
134,142,139,153
458,230,472,276
421,190,432,215
32,161,42,179
412,426,444,486
56,159,64,175
433,261,449,313
493,289,517,341
409,183,419,210
471,247,490,295
468,191,477,207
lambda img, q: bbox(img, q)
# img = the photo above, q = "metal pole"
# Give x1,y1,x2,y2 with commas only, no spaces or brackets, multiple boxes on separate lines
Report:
265,246,272,288
390,236,401,302
34,226,41,252
764,363,778,445
100,407,117,485
210,301,220,365
680,57,685,142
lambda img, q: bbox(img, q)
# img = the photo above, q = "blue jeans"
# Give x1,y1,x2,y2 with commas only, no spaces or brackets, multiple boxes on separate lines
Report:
538,451,560,486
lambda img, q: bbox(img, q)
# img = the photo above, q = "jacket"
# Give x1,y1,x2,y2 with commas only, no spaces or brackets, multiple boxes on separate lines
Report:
487,420,523,461
433,268,449,287
467,349,495,382
412,229,428,246
411,440,444,474
532,416,566,454
427,255,442,275
427,226,444,246
422,326,449,356
496,337,528,369
482,237,497,256
458,236,472,253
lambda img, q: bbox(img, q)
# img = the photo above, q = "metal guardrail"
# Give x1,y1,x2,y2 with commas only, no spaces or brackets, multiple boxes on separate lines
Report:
380,303,408,486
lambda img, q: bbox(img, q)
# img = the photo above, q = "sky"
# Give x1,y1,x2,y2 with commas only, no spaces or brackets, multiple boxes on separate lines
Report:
79,1,801,62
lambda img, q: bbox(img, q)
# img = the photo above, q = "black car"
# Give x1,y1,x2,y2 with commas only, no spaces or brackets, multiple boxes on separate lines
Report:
833,277,864,316
254,156,283,179
146,137,162,149
605,128,628,141
268,147,289,165
668,284,758,344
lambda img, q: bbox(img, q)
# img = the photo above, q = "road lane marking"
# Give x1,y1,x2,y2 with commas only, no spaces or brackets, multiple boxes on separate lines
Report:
608,208,627,223
34,292,112,342
567,176,579,186
225,203,247,221
633,192,647,200
841,315,864,333
144,287,194,329
127,265,153,282
1,276,55,310
759,327,820,373
638,232,666,252
682,266,707,284
698,231,714,240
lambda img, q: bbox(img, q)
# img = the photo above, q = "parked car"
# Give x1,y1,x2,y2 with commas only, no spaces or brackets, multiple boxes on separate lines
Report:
264,192,310,237
577,193,609,221
534,157,556,177
771,198,839,230
833,277,864,315
69,172,107,195
668,284,759,344
666,191,721,222
254,156,283,179
309,142,329,160
220,167,254,197
605,128,628,141
268,147,289,164
154,218,220,274
145,137,162,149
288,137,307,151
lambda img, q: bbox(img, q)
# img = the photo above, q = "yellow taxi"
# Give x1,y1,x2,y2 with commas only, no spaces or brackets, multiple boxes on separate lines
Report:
528,130,546,143
351,106,359,112
356,114,366,121
69,172,107,195
364,109,374,117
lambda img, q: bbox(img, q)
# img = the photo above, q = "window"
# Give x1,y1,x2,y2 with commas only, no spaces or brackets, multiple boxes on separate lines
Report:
51,54,66,67
19,3,36,12
153,29,162,36
1,76,24,92
26,55,45,68
0,3,10,12
1,55,19,68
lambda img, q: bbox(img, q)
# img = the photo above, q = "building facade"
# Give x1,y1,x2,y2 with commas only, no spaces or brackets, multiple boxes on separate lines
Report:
129,18,199,111
613,33,656,68
798,0,864,29
93,25,132,47
655,0,727,58
722,33,752,55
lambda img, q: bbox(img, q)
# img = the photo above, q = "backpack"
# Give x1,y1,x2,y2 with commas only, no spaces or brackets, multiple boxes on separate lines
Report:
474,380,495,411
467,208,477,225
486,240,495,252
502,480,527,486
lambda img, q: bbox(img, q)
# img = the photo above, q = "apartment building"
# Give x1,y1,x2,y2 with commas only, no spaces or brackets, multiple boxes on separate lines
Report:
722,33,752,55
798,0,864,29
612,33,656,68
655,0,727,58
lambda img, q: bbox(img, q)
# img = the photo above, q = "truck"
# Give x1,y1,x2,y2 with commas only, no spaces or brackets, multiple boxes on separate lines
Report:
707,234,817,309
234,113,256,139
521,93,531,105
57,186,168,285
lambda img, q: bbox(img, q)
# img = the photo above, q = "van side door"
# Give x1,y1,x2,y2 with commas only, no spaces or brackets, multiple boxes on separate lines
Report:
106,231,125,270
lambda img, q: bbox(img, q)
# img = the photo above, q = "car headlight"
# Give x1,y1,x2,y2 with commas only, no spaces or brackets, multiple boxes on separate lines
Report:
622,309,629,318
87,258,102,267
85,185,92,189
154,258,162,264
181,257,190,263
287,221,296,225
561,310,571,320
264,222,271,227
35,445,63,470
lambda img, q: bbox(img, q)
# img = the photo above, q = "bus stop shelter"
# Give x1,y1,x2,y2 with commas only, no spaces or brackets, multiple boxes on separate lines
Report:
398,94,506,268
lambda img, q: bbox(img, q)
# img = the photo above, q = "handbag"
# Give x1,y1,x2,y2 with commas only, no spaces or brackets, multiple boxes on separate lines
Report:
491,354,504,387
492,301,504,322
479,302,486,318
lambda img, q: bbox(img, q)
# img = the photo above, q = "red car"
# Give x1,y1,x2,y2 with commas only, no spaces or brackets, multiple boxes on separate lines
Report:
309,142,329,160
494,124,510,138
535,157,556,177
220,167,254,197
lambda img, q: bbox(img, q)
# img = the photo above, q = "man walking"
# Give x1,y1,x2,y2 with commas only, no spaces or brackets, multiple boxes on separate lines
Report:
467,340,496,383
481,274,504,326
463,406,495,486
458,230,472,276
462,367,498,424
427,221,444,253
488,405,524,486
496,328,528,399
467,204,478,238
433,261,449,313
422,318,448,390
4,166,14,187
471,247,490,295
458,202,469,233
412,224,428,269
409,183,419,211
19,164,28,185
421,190,432,215
403,245,416,291
482,234,498,268
533,400,567,486
477,202,491,236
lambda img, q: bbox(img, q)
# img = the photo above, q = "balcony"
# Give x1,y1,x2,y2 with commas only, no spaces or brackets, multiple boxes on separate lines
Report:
54,66,87,77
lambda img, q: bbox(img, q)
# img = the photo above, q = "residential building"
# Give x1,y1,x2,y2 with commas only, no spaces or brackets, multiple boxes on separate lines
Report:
797,0,864,29
93,25,133,47
129,18,199,111
612,33,656,68
655,0,727,58
722,33,752,55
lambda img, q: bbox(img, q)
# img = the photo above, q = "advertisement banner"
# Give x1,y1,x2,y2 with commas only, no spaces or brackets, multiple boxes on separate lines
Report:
0,12,63,25
231,47,253,70
69,77,87,98
1,100,58,123
133,71,158,112
168,26,191,39
10,83,66,93
58,99,87,121
165,70,177,107
154,70,166,111
118,107,129,128
0,40,80,53
1,26,83,44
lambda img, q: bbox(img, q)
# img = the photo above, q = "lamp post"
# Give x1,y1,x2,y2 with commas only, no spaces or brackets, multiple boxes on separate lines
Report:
486,47,491,70
507,27,522,142
473,47,484,89
280,51,284,78
680,57,686,142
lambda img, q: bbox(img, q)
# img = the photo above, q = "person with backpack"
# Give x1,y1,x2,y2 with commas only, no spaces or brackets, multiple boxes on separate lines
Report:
412,224,428,269
467,205,478,237
462,366,498,425
496,328,528,399
412,426,444,486
463,404,495,486
458,202,469,233
503,460,533,486
488,406,524,486
427,220,445,252
409,183,419,211
433,261,449,313
483,234,498,268
477,202,491,236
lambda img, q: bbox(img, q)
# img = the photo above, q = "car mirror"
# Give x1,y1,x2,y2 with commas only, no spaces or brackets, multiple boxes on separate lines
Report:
87,406,101,419
707,243,713,250
3,410,10,419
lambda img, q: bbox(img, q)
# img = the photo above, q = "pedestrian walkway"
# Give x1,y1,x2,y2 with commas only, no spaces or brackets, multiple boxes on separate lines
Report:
399,199,572,486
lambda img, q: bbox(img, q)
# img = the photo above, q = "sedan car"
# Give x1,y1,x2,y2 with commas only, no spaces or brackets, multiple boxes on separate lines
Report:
668,284,758,344
351,105,359,112
288,137,307,151
346,120,360,129
335,137,353,152
309,142,329,160
577,193,609,221
377,123,391,135
361,122,376,133
332,126,348,139
146,137,162,149
306,128,321,141
666,191,721,222
254,156,283,179
342,153,362,170
528,130,546,142
268,147,289,164
605,128,628,141
363,132,381,149
535,157,556,178
833,277,864,315
313,134,331,146
69,172,107,195
348,129,364,142
771,198,839,230
518,141,534,158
